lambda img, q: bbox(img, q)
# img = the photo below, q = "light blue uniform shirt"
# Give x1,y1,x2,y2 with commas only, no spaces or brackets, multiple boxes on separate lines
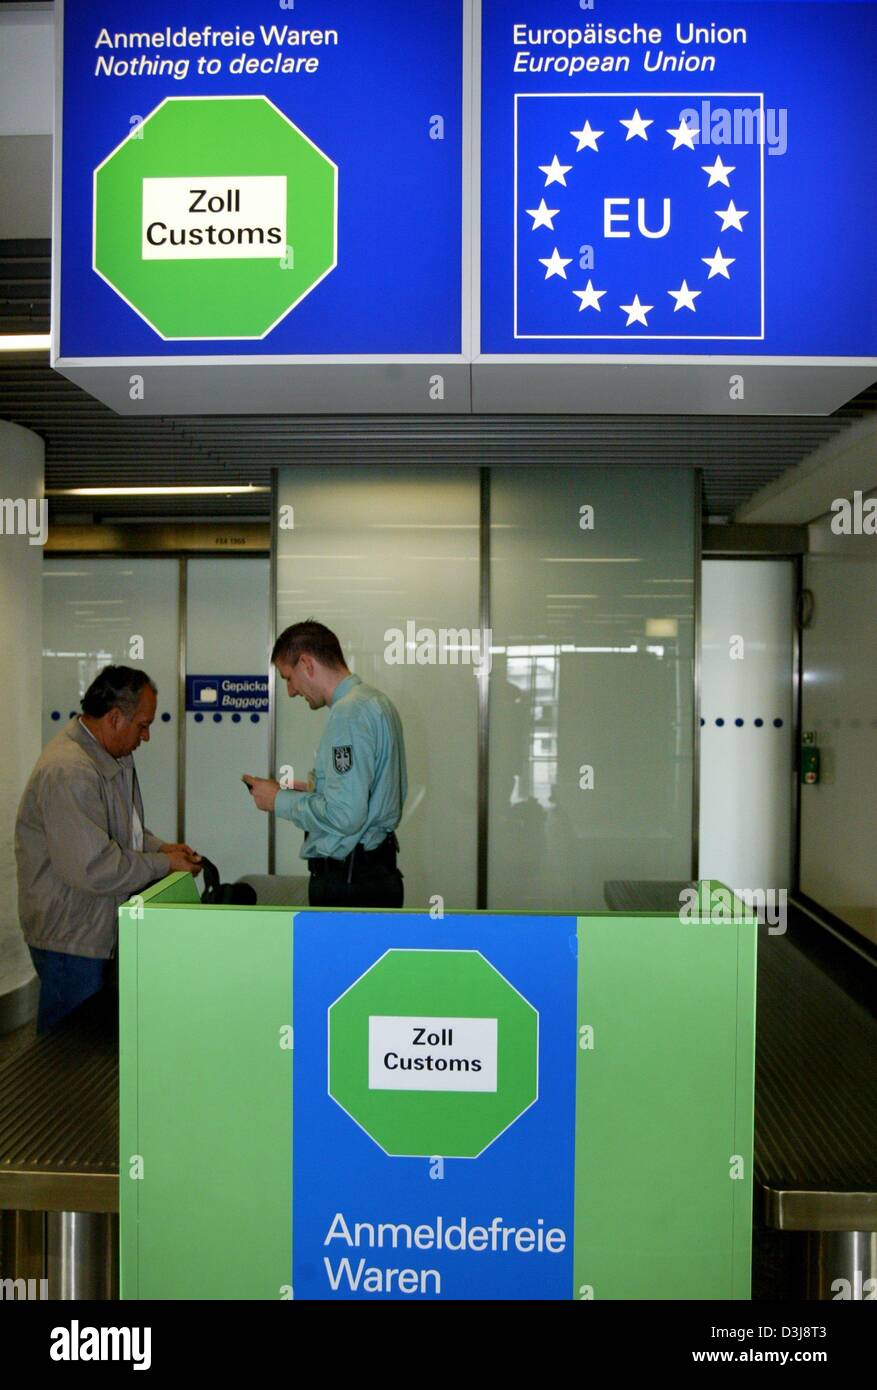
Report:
274,674,407,861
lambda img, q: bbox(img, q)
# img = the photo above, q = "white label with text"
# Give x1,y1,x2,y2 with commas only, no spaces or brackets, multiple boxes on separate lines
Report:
368,1016,498,1093
141,176,287,260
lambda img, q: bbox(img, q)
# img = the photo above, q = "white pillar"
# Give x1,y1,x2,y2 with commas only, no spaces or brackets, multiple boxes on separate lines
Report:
0,418,44,1026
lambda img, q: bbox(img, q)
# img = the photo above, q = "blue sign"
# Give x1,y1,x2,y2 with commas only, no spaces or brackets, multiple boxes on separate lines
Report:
185,674,268,712
480,0,877,356
57,0,463,357
292,913,577,1301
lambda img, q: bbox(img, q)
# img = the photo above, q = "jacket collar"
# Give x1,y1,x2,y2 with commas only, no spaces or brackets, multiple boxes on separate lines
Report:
330,673,361,706
64,717,126,780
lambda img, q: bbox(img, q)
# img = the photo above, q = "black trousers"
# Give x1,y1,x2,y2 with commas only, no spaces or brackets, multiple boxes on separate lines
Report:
307,837,404,909
308,866,404,909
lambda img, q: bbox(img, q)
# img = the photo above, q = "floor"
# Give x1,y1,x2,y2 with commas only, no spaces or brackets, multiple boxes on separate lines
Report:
0,1016,37,1069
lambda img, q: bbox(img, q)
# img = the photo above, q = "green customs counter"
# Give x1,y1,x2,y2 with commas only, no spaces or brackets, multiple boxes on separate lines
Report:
119,875,756,1300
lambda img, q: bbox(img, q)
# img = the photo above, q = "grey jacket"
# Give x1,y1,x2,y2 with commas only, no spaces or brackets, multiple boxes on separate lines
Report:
15,718,170,959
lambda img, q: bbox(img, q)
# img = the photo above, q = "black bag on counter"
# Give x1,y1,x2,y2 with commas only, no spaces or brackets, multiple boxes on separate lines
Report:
199,856,258,906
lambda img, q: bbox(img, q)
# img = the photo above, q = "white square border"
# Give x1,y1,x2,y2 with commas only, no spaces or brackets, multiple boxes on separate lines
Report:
512,91,766,343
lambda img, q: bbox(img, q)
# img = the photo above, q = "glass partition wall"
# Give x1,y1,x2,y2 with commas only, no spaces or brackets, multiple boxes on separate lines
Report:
276,466,696,911
275,467,482,907
42,558,180,840
488,467,696,910
42,556,272,881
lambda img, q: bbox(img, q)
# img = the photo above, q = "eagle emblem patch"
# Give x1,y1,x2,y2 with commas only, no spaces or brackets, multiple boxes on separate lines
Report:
333,745,353,775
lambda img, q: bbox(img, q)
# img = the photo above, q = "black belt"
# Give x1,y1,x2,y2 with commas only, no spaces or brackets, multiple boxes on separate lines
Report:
308,833,399,880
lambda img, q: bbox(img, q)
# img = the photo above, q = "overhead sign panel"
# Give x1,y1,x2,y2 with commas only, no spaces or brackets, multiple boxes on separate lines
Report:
52,0,877,413
476,0,877,410
53,0,467,411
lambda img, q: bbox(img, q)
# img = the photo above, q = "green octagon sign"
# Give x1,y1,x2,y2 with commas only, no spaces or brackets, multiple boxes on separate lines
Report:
328,950,538,1159
93,96,337,340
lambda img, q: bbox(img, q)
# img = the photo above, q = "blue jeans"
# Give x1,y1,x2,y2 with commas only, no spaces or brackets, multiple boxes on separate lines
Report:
28,947,112,1033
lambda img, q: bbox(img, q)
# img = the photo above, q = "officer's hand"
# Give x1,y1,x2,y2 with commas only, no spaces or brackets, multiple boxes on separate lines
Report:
242,774,280,812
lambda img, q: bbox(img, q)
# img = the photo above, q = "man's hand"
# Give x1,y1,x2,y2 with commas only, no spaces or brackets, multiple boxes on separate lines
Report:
242,775,280,812
160,843,203,876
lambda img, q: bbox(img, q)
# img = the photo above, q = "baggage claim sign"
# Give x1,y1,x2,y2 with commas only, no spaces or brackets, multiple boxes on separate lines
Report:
480,0,877,358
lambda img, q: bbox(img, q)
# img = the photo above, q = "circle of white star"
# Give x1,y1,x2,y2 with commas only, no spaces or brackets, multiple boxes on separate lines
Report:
667,280,702,312
569,120,604,153
573,280,608,312
525,100,756,334
620,109,653,142
702,246,736,279
701,156,735,188
525,198,560,230
619,294,653,326
539,154,573,187
714,200,749,232
539,247,573,280
666,118,699,150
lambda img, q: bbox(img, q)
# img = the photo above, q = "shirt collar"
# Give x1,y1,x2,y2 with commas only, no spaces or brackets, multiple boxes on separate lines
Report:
67,716,125,779
330,673,361,706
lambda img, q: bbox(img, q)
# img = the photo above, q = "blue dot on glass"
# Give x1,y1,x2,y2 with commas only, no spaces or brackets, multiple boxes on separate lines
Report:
161,712,171,723
232,713,241,723
754,718,764,728
716,717,725,727
51,710,61,721
699,717,704,726
735,718,744,727
69,712,76,719
773,718,783,728
251,714,260,724
213,713,222,723
194,713,204,723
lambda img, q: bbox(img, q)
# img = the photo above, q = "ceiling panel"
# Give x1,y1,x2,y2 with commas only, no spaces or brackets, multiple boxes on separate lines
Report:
2,239,875,522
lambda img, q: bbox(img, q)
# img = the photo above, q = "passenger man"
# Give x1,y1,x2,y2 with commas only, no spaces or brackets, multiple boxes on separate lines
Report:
16,666,201,1031
243,621,406,908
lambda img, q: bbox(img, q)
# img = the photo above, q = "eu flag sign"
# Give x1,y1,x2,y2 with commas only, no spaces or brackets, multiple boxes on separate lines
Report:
481,0,877,377
515,93,763,341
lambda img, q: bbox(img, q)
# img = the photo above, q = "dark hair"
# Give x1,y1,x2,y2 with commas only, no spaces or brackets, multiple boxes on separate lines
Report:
271,620,347,671
81,665,157,720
